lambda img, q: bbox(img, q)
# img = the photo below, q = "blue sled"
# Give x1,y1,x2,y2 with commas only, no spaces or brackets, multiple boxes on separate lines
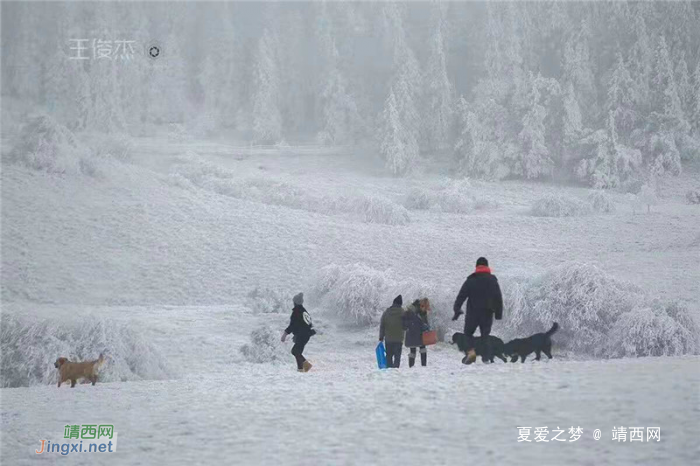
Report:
376,341,387,369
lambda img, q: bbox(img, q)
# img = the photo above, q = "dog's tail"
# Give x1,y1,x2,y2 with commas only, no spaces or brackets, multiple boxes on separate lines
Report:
546,322,559,337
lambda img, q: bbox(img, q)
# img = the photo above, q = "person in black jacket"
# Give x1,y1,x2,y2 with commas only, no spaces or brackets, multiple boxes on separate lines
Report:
281,292,316,372
452,257,503,365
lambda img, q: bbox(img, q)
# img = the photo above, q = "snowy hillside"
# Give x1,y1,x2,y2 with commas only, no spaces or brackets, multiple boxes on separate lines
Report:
3,1,700,464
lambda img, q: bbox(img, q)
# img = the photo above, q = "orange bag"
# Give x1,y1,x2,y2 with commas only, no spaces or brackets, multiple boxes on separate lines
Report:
422,330,437,346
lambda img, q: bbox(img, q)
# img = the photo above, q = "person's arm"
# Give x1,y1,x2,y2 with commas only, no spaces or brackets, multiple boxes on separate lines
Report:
453,279,470,320
492,277,504,320
379,312,386,341
284,310,296,337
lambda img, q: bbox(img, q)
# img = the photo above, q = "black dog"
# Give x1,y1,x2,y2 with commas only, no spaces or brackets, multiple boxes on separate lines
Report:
504,323,559,363
451,332,508,363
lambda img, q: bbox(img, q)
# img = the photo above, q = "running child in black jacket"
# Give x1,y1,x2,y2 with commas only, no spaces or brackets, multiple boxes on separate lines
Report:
281,293,316,372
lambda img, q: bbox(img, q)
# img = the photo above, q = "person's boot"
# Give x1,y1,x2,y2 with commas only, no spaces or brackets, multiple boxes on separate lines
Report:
421,353,427,367
462,349,477,365
408,356,415,368
302,361,313,372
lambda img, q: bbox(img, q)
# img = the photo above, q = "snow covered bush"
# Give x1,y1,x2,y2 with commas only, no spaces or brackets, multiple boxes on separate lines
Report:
6,114,94,176
0,314,173,388
172,157,410,225
530,194,592,217
315,264,389,326
343,194,411,225
239,325,288,364
606,301,700,357
313,263,451,340
588,190,616,213
686,189,700,205
244,286,289,314
638,184,658,213
502,264,700,358
87,133,133,162
404,180,473,213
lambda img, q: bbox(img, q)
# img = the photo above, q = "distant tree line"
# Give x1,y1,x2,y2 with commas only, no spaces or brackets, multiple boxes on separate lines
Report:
2,1,699,186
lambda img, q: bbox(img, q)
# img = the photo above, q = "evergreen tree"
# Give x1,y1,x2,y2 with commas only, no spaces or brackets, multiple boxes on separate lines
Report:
692,63,700,135
518,73,552,179
252,28,282,144
652,35,684,127
380,86,417,175
319,39,361,145
674,51,692,122
606,49,638,142
422,12,453,152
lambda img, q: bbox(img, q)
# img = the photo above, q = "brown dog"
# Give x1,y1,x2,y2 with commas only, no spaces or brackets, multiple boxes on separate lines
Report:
54,354,106,388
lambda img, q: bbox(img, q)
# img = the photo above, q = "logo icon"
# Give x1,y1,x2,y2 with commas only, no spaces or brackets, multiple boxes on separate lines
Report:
145,40,163,60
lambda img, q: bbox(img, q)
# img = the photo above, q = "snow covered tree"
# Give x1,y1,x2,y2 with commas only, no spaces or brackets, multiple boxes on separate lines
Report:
629,8,654,114
652,35,685,130
518,73,553,179
562,81,586,170
318,39,361,145
378,3,421,175
252,28,282,144
674,51,692,123
422,12,453,152
693,63,700,136
380,86,417,175
606,49,638,143
576,111,641,188
563,20,597,124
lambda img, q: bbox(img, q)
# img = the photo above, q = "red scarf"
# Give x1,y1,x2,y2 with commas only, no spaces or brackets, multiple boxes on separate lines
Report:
474,265,491,274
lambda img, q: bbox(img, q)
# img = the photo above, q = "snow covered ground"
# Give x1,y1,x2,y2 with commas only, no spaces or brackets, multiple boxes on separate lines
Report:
2,134,699,464
2,303,699,465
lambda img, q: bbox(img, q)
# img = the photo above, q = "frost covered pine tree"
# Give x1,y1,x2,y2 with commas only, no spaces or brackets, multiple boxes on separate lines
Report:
252,28,282,144
606,49,638,143
563,20,597,124
674,51,692,123
422,12,453,153
380,86,415,175
692,62,700,136
562,81,585,170
652,35,686,129
379,3,421,175
319,39,361,145
517,73,552,179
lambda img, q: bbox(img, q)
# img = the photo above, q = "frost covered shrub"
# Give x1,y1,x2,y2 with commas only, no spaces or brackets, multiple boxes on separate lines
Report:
503,264,700,358
6,114,94,176
588,190,616,213
530,194,592,217
316,264,390,326
91,134,133,162
686,190,700,205
244,286,289,314
173,158,410,225
313,264,451,340
239,326,288,364
606,301,700,357
0,314,173,388
404,180,472,213
344,194,411,225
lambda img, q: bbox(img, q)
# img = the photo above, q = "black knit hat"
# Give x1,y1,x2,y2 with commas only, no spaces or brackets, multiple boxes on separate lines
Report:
476,257,489,267
393,295,403,306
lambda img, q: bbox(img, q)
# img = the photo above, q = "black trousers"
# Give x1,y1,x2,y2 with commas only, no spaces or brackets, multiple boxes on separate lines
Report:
385,341,403,368
408,346,427,367
464,312,493,361
291,335,310,370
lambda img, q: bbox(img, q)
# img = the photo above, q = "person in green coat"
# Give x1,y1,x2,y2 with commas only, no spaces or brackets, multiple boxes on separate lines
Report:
379,295,406,368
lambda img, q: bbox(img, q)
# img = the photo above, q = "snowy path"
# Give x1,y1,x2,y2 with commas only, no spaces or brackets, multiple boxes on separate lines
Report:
2,343,698,465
